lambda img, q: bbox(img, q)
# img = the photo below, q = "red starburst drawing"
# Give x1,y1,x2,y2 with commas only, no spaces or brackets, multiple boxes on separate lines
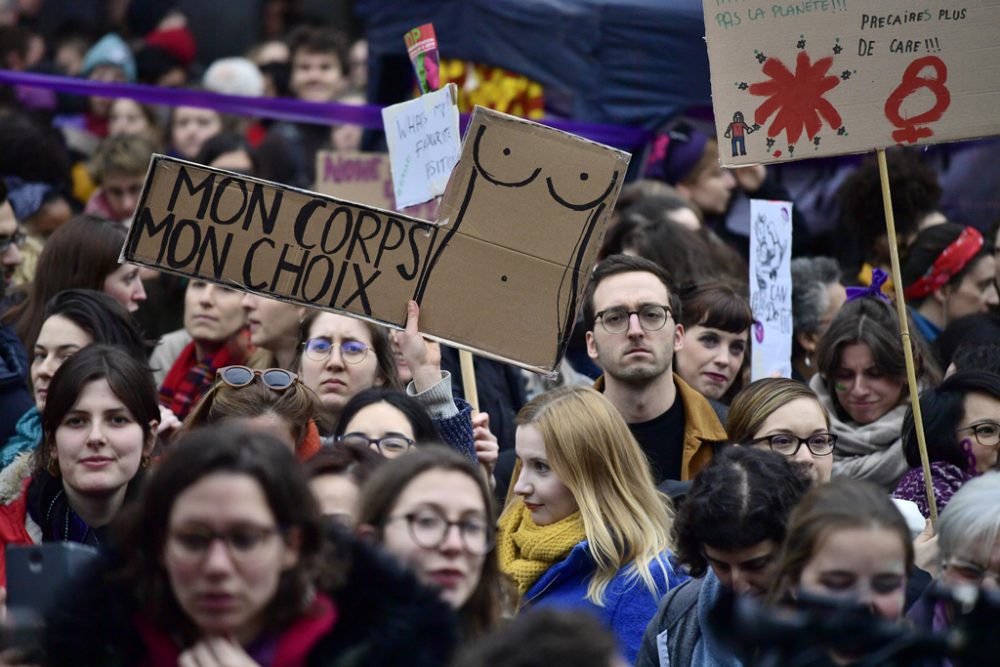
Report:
749,51,842,146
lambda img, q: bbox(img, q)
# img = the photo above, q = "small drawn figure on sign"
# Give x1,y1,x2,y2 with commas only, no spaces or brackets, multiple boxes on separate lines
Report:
723,111,756,156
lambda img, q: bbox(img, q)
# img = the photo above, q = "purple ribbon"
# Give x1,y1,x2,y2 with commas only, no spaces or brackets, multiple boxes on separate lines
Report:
0,69,652,151
846,267,891,302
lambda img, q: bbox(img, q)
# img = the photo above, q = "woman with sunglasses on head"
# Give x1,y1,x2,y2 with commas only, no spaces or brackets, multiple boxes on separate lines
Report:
298,302,496,467
358,445,509,641
1,289,151,472
893,371,1000,519
498,386,684,663
44,426,459,666
182,365,325,461
0,345,158,584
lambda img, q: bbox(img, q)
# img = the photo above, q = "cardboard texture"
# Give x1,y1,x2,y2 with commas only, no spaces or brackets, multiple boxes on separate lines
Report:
123,107,630,374
313,151,438,221
382,83,460,208
702,1,1000,166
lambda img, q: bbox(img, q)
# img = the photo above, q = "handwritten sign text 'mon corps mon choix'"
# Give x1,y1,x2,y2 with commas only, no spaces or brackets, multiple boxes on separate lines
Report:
703,0,999,166
124,108,631,374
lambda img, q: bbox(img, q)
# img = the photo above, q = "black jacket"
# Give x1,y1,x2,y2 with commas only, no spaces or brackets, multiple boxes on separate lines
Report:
43,526,458,666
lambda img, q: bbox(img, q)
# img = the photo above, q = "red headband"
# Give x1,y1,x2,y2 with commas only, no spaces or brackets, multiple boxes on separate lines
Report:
903,226,984,300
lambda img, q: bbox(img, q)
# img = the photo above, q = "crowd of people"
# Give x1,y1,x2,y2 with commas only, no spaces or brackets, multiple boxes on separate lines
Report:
0,3,998,666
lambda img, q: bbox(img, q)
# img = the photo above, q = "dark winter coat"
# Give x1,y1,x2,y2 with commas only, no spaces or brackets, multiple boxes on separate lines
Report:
42,525,458,666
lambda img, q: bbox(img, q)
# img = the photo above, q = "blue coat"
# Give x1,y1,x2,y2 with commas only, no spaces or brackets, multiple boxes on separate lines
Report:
523,541,688,664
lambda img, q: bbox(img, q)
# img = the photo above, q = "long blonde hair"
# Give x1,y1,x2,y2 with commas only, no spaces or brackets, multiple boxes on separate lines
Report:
511,386,674,604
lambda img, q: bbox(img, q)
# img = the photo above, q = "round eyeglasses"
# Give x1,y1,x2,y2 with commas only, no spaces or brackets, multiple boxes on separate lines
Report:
337,432,414,458
303,337,370,364
217,365,298,390
956,422,1000,448
595,304,672,334
748,433,837,457
386,507,493,555
166,524,283,566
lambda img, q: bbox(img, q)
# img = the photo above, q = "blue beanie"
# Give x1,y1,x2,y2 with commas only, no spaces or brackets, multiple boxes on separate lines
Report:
3,177,52,221
82,33,136,83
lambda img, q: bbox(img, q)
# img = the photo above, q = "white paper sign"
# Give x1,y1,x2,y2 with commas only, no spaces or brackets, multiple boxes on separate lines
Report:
749,199,793,381
381,83,460,209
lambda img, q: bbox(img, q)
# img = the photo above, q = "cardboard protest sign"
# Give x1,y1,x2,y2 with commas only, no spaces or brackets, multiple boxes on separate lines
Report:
313,151,438,221
382,83,460,208
749,199,793,380
702,1,999,166
123,107,630,374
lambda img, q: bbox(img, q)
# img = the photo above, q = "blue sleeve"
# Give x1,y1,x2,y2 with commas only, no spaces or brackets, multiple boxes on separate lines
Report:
434,397,477,462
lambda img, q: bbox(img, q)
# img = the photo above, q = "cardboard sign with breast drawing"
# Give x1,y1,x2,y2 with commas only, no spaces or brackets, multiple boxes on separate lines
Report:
703,0,1000,166
122,107,630,374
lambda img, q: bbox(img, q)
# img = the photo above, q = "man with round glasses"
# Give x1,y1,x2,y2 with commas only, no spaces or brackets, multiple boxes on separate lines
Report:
581,255,727,484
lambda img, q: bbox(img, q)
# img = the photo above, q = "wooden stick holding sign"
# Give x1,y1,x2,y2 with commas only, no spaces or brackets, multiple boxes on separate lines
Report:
698,0,1000,530
877,149,938,527
399,23,481,415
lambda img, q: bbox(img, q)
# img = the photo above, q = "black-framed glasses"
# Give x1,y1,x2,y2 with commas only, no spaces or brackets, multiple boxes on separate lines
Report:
748,433,837,457
0,231,26,254
595,304,672,334
217,365,298,390
386,507,493,555
957,422,1000,448
166,524,283,565
337,432,414,458
303,337,370,364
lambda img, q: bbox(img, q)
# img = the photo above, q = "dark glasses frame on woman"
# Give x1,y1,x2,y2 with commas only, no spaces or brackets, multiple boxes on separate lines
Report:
384,506,494,555
337,432,415,457
747,433,837,457
217,366,299,391
956,421,1000,448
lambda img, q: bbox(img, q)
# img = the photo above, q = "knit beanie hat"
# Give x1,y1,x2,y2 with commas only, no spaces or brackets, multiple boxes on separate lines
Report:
82,33,137,82
645,124,710,185
3,177,53,221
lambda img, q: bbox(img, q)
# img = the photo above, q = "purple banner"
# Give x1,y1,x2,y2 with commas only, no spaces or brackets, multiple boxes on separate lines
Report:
0,69,651,152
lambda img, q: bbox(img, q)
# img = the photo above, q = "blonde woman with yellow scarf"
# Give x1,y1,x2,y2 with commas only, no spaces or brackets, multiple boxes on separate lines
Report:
497,386,686,663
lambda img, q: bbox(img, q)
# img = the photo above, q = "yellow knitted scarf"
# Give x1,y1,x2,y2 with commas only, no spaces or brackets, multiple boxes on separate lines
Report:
497,500,586,596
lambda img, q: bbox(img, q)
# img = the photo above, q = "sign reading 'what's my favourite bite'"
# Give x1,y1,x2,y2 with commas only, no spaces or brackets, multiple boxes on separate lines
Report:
703,0,998,166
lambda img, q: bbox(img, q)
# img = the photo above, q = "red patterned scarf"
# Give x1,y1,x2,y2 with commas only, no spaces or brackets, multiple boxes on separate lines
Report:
158,340,245,420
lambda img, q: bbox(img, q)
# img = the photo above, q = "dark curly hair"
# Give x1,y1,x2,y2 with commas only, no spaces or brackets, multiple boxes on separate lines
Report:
836,149,941,270
672,447,811,577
